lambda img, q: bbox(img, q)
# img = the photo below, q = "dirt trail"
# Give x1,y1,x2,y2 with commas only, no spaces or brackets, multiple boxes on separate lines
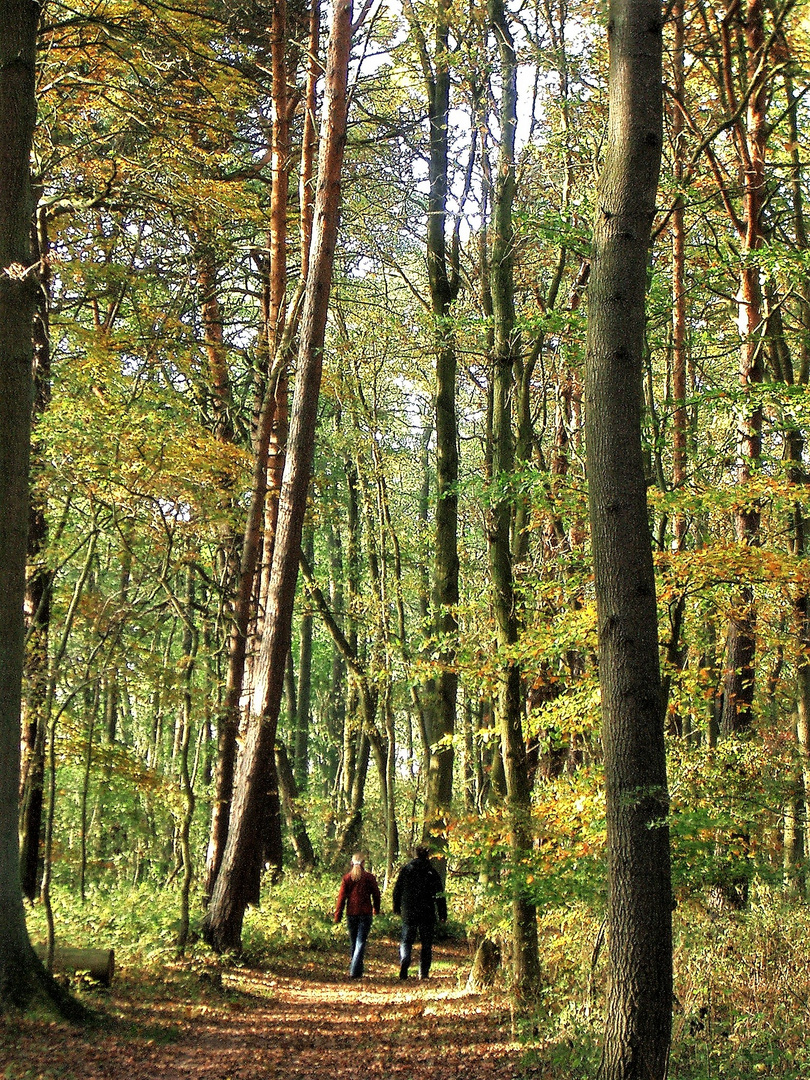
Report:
0,940,526,1080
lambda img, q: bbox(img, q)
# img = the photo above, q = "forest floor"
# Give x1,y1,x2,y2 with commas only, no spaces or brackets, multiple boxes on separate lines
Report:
0,939,531,1080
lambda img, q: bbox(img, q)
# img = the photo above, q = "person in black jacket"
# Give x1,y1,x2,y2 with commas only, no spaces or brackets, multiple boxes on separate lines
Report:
392,846,447,980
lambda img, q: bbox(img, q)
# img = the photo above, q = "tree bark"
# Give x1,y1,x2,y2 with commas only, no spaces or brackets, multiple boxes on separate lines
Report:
294,525,314,791
202,0,353,952
204,0,297,896
584,0,672,1075
485,0,540,1001
0,0,83,1019
275,741,316,871
404,0,460,844
176,568,198,953
716,0,767,737
19,204,53,902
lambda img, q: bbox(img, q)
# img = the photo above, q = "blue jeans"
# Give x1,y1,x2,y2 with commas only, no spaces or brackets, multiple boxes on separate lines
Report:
347,914,372,977
399,919,435,978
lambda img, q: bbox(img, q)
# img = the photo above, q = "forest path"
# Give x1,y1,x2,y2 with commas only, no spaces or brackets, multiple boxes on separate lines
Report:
1,939,527,1080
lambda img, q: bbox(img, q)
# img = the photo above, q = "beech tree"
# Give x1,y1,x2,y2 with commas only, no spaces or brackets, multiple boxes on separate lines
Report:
584,0,672,1074
403,0,461,841
484,0,540,999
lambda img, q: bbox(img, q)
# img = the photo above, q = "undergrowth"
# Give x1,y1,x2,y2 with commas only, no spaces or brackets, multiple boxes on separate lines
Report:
516,892,810,1079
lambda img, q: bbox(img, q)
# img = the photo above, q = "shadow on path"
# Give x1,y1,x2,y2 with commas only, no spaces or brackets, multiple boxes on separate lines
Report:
0,941,523,1080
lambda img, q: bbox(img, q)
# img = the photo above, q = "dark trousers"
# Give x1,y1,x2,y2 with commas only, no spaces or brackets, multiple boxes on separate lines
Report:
347,914,372,977
399,919,435,978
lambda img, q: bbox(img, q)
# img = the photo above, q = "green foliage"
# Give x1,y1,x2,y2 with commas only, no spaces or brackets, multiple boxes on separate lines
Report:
668,737,792,899
507,896,810,1079
25,883,189,969
241,876,342,959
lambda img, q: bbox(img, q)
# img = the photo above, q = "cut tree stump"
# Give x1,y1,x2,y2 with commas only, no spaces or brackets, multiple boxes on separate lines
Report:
33,946,115,986
466,937,501,992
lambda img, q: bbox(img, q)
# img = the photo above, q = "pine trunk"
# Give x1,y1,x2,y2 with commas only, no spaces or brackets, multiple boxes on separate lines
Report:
202,0,353,951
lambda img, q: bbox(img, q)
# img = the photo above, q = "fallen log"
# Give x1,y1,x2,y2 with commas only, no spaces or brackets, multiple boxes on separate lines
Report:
33,946,115,986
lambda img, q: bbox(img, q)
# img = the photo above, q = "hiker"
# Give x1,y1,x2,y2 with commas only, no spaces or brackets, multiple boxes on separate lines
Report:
333,853,381,979
392,845,447,980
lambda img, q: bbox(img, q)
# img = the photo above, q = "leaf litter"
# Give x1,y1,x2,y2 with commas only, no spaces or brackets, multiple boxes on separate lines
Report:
0,940,525,1080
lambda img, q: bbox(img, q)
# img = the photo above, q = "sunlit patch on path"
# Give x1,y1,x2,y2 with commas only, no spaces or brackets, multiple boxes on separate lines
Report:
0,942,524,1080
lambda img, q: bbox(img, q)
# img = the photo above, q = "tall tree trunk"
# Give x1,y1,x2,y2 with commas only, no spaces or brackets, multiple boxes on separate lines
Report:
294,525,314,791
670,0,687,550
275,741,316,870
204,0,297,896
718,0,767,737
405,0,460,843
202,0,353,952
336,731,370,859
584,0,672,1074
78,681,100,903
176,569,199,953
485,0,540,1000
0,0,82,1019
19,204,52,903
323,515,345,793
204,378,278,899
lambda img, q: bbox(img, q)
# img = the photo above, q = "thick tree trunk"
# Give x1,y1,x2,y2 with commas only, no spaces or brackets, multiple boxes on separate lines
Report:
205,0,296,895
0,0,82,1019
204,378,278,899
202,0,353,952
584,0,672,1075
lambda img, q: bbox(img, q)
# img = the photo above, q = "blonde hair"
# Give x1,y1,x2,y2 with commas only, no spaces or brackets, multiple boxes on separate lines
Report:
350,853,365,881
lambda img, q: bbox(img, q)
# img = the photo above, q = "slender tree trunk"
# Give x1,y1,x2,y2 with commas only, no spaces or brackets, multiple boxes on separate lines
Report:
262,742,285,885
719,0,766,737
584,0,672,1074
176,569,199,953
299,0,321,284
78,681,100,903
202,0,353,951
294,526,314,791
19,204,53,903
407,0,460,842
485,0,540,1000
323,515,345,793
670,0,687,549
275,741,316,870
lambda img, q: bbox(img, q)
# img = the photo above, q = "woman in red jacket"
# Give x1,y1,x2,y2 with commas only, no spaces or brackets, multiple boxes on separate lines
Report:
334,853,381,979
